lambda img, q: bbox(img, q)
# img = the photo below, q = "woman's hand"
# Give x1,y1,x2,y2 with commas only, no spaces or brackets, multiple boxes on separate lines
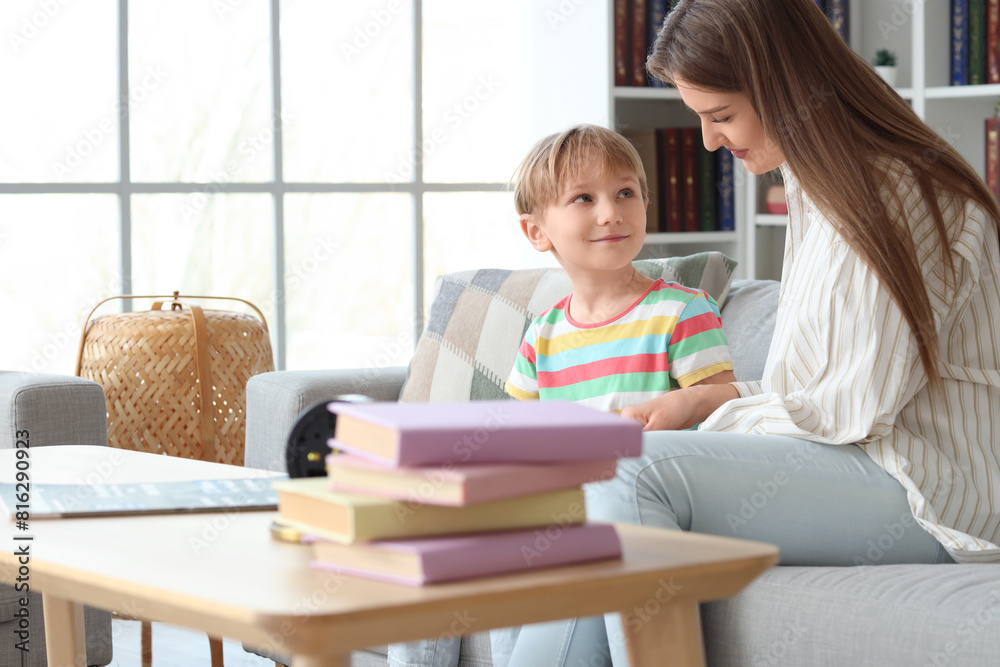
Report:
621,372,740,431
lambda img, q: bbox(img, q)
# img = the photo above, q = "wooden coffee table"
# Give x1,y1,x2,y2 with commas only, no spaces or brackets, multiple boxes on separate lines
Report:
0,446,778,667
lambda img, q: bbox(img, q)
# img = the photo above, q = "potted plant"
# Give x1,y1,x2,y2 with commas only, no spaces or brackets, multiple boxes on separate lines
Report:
873,49,898,87
764,169,787,215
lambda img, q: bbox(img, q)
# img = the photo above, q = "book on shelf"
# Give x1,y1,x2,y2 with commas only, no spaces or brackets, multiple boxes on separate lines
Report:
697,140,718,232
681,127,699,232
325,453,617,507
647,0,671,88
989,0,999,84
631,0,649,87
717,150,735,231
987,115,999,200
326,399,641,467
954,0,970,86
0,477,283,519
972,0,986,84
614,0,632,87
273,477,587,544
826,0,849,42
662,127,682,232
621,129,661,233
308,522,622,586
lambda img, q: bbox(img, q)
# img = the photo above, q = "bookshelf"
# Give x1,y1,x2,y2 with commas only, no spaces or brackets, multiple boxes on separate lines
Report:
607,0,1000,280
744,0,1000,279
607,13,746,275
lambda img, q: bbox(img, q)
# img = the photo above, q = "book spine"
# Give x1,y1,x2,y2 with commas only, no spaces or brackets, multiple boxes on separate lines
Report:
647,0,669,88
971,0,986,84
681,127,699,232
631,0,649,87
989,0,1000,83
987,117,999,201
697,138,718,232
828,0,848,42
953,0,969,86
655,128,668,232
614,0,631,87
663,128,682,232
717,150,735,232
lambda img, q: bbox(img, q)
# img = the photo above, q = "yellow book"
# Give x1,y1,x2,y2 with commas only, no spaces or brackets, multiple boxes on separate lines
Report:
273,478,586,544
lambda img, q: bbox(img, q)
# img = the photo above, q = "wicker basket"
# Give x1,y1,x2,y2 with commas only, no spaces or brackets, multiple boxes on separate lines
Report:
75,292,275,466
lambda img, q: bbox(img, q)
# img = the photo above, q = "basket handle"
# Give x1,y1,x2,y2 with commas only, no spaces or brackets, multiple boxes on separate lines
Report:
74,292,271,374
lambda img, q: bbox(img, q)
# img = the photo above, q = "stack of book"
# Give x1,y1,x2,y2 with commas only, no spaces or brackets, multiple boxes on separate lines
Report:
273,400,642,586
622,127,734,233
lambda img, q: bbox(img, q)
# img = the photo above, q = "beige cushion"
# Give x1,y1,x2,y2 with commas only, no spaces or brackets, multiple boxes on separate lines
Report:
399,252,737,404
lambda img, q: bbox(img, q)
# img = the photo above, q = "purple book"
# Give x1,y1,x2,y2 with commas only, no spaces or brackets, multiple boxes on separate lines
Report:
309,522,622,586
328,400,642,467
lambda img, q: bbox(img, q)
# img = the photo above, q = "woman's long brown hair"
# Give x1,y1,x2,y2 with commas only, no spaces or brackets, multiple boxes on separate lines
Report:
648,0,1000,387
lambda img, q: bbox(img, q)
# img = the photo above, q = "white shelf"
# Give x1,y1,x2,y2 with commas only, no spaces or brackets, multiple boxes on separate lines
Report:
755,214,788,227
924,84,1000,100
645,231,739,244
613,86,682,100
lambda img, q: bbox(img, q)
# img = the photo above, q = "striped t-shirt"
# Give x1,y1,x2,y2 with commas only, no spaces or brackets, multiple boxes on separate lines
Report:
505,279,733,413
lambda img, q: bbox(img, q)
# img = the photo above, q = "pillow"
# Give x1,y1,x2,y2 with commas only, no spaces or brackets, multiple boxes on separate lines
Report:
399,252,738,404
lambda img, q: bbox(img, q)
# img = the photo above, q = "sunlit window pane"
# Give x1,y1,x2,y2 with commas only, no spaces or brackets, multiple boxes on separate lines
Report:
422,191,558,307
422,1,525,183
0,195,120,374
0,1,117,182
284,194,413,370
281,0,414,183
129,0,273,182
130,194,275,332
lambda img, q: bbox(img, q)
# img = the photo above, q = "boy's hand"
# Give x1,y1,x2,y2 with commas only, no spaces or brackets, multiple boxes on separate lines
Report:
621,373,739,431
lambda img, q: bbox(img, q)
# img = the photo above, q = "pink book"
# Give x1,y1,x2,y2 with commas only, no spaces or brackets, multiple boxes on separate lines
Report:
325,453,617,506
309,522,622,586
328,400,642,467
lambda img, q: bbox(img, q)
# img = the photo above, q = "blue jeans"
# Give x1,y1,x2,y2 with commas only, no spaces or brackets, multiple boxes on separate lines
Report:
489,430,954,667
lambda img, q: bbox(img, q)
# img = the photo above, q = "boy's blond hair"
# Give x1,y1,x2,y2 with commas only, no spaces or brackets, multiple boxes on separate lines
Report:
513,124,649,217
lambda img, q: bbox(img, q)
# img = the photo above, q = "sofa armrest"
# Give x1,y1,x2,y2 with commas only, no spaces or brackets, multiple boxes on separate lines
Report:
245,367,408,472
0,371,107,450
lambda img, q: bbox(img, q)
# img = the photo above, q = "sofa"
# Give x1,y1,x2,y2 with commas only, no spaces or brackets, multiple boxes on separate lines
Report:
243,254,1000,666
0,371,114,667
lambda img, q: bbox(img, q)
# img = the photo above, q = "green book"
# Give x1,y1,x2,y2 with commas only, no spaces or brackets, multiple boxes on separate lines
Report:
971,0,986,85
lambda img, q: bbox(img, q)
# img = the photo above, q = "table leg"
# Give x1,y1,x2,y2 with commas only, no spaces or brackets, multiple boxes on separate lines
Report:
41,593,86,667
291,653,350,667
623,601,707,667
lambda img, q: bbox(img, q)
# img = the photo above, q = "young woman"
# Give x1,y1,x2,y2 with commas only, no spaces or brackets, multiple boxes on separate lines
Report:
491,0,1000,665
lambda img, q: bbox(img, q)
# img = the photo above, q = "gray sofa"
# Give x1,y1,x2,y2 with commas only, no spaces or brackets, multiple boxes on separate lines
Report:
244,264,1000,666
0,371,114,667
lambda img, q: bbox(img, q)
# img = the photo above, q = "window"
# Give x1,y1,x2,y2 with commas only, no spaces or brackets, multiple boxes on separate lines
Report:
1,0,605,374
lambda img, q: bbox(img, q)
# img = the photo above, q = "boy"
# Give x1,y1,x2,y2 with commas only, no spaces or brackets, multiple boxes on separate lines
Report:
504,124,735,423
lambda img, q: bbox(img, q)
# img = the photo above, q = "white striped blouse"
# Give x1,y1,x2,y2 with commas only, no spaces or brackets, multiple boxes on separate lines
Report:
701,161,1000,562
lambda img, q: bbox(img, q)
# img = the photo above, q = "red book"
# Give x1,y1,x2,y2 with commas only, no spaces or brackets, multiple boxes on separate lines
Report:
987,116,999,200
662,128,682,232
327,400,642,467
325,454,617,506
309,523,623,586
614,0,632,86
989,0,1000,83
631,0,649,86
681,127,699,232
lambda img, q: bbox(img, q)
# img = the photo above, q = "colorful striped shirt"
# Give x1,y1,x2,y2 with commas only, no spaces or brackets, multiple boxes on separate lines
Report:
505,279,733,413
701,161,1000,563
